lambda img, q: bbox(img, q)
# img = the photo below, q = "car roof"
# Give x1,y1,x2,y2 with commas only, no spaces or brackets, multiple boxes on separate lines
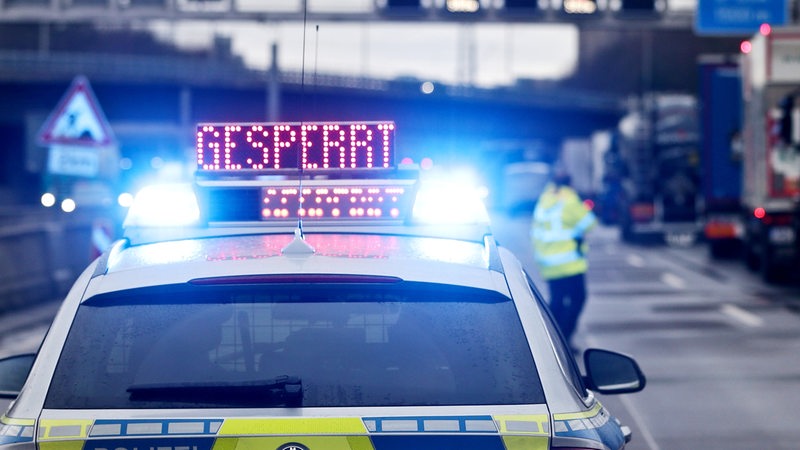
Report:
89,119,505,301
84,232,511,300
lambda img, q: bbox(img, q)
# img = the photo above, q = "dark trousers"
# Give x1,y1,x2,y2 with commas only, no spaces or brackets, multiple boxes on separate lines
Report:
547,273,587,344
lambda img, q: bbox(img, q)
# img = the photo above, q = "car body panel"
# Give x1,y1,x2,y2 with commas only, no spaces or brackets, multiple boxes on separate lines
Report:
12,407,554,450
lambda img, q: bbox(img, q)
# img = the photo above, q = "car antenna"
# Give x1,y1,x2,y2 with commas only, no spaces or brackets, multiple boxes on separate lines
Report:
283,0,315,255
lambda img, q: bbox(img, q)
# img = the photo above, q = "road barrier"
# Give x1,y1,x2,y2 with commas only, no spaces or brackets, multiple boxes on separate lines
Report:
0,214,95,314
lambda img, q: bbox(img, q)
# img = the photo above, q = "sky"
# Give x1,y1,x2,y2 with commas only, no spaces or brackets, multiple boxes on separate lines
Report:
148,0,696,88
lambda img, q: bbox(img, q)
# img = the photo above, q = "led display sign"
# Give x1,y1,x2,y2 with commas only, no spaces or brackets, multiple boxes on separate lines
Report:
196,121,395,171
259,183,414,222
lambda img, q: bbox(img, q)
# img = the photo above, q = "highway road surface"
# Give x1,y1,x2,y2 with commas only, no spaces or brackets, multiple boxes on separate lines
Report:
493,214,800,450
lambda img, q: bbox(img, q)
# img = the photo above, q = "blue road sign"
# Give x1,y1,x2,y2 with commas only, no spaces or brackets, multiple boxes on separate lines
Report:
695,0,788,36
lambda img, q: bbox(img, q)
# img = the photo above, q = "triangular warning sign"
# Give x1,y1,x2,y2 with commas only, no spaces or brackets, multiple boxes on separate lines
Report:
37,76,116,147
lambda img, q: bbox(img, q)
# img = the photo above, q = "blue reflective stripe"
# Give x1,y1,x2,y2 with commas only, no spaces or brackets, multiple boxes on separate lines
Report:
364,416,497,433
532,202,569,243
535,250,582,268
532,228,575,243
0,435,33,445
554,412,624,450
84,437,216,450
90,419,223,437
574,211,596,235
372,435,507,450
534,203,564,220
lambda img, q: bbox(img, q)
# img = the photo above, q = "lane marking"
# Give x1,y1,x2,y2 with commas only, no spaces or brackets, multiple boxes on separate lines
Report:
720,304,763,328
620,394,662,450
660,272,685,289
626,254,645,268
585,336,661,450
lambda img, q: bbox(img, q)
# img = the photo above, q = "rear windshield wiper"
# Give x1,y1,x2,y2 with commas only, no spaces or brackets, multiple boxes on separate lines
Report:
127,375,302,407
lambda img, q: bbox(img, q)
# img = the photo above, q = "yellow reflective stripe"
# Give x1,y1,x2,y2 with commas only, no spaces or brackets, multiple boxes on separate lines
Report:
539,259,588,279
533,238,581,259
38,419,93,440
1,416,34,426
535,250,582,267
574,211,597,234
553,402,603,421
214,436,373,450
494,415,549,435
219,418,367,436
502,435,549,450
38,420,92,450
345,436,374,450
532,228,576,243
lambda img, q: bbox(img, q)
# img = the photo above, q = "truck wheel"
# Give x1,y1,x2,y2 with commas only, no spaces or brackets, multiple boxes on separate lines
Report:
620,221,638,244
743,245,759,271
760,250,787,284
710,240,740,259
709,241,724,259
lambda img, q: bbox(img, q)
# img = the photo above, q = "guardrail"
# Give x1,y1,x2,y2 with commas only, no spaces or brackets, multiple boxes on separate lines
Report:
0,211,96,314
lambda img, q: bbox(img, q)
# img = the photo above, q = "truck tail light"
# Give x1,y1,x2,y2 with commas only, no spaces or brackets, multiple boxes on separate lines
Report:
755,208,793,225
630,202,655,221
705,221,739,239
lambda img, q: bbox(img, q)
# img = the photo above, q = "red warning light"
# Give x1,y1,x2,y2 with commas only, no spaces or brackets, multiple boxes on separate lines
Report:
740,41,752,54
759,23,771,36
754,207,766,219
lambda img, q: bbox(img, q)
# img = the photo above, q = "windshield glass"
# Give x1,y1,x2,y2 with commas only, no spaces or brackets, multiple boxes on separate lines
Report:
45,282,544,409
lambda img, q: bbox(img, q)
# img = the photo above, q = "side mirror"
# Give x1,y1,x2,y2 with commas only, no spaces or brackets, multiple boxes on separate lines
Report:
0,354,36,399
583,349,646,395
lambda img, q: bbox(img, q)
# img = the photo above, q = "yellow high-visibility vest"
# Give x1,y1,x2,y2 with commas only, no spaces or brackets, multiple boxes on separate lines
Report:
531,183,597,280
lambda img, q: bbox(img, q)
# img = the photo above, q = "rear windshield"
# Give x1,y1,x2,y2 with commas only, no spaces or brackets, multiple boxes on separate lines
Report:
45,282,544,409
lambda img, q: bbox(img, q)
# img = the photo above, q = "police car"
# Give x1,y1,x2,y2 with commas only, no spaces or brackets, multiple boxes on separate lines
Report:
0,121,645,450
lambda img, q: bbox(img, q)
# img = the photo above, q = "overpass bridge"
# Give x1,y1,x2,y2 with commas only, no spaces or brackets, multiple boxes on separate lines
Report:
0,0,697,27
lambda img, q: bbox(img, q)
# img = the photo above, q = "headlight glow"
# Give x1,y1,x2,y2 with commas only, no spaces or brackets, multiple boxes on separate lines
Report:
60,198,76,213
41,193,56,208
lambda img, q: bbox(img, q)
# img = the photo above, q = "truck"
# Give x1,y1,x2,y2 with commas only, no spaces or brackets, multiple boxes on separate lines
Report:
606,93,702,243
697,57,744,258
739,27,800,282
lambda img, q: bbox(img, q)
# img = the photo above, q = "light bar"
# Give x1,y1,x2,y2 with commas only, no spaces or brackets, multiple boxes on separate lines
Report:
196,121,396,172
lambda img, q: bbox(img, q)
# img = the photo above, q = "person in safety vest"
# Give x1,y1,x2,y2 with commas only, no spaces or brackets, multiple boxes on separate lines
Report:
531,168,597,347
